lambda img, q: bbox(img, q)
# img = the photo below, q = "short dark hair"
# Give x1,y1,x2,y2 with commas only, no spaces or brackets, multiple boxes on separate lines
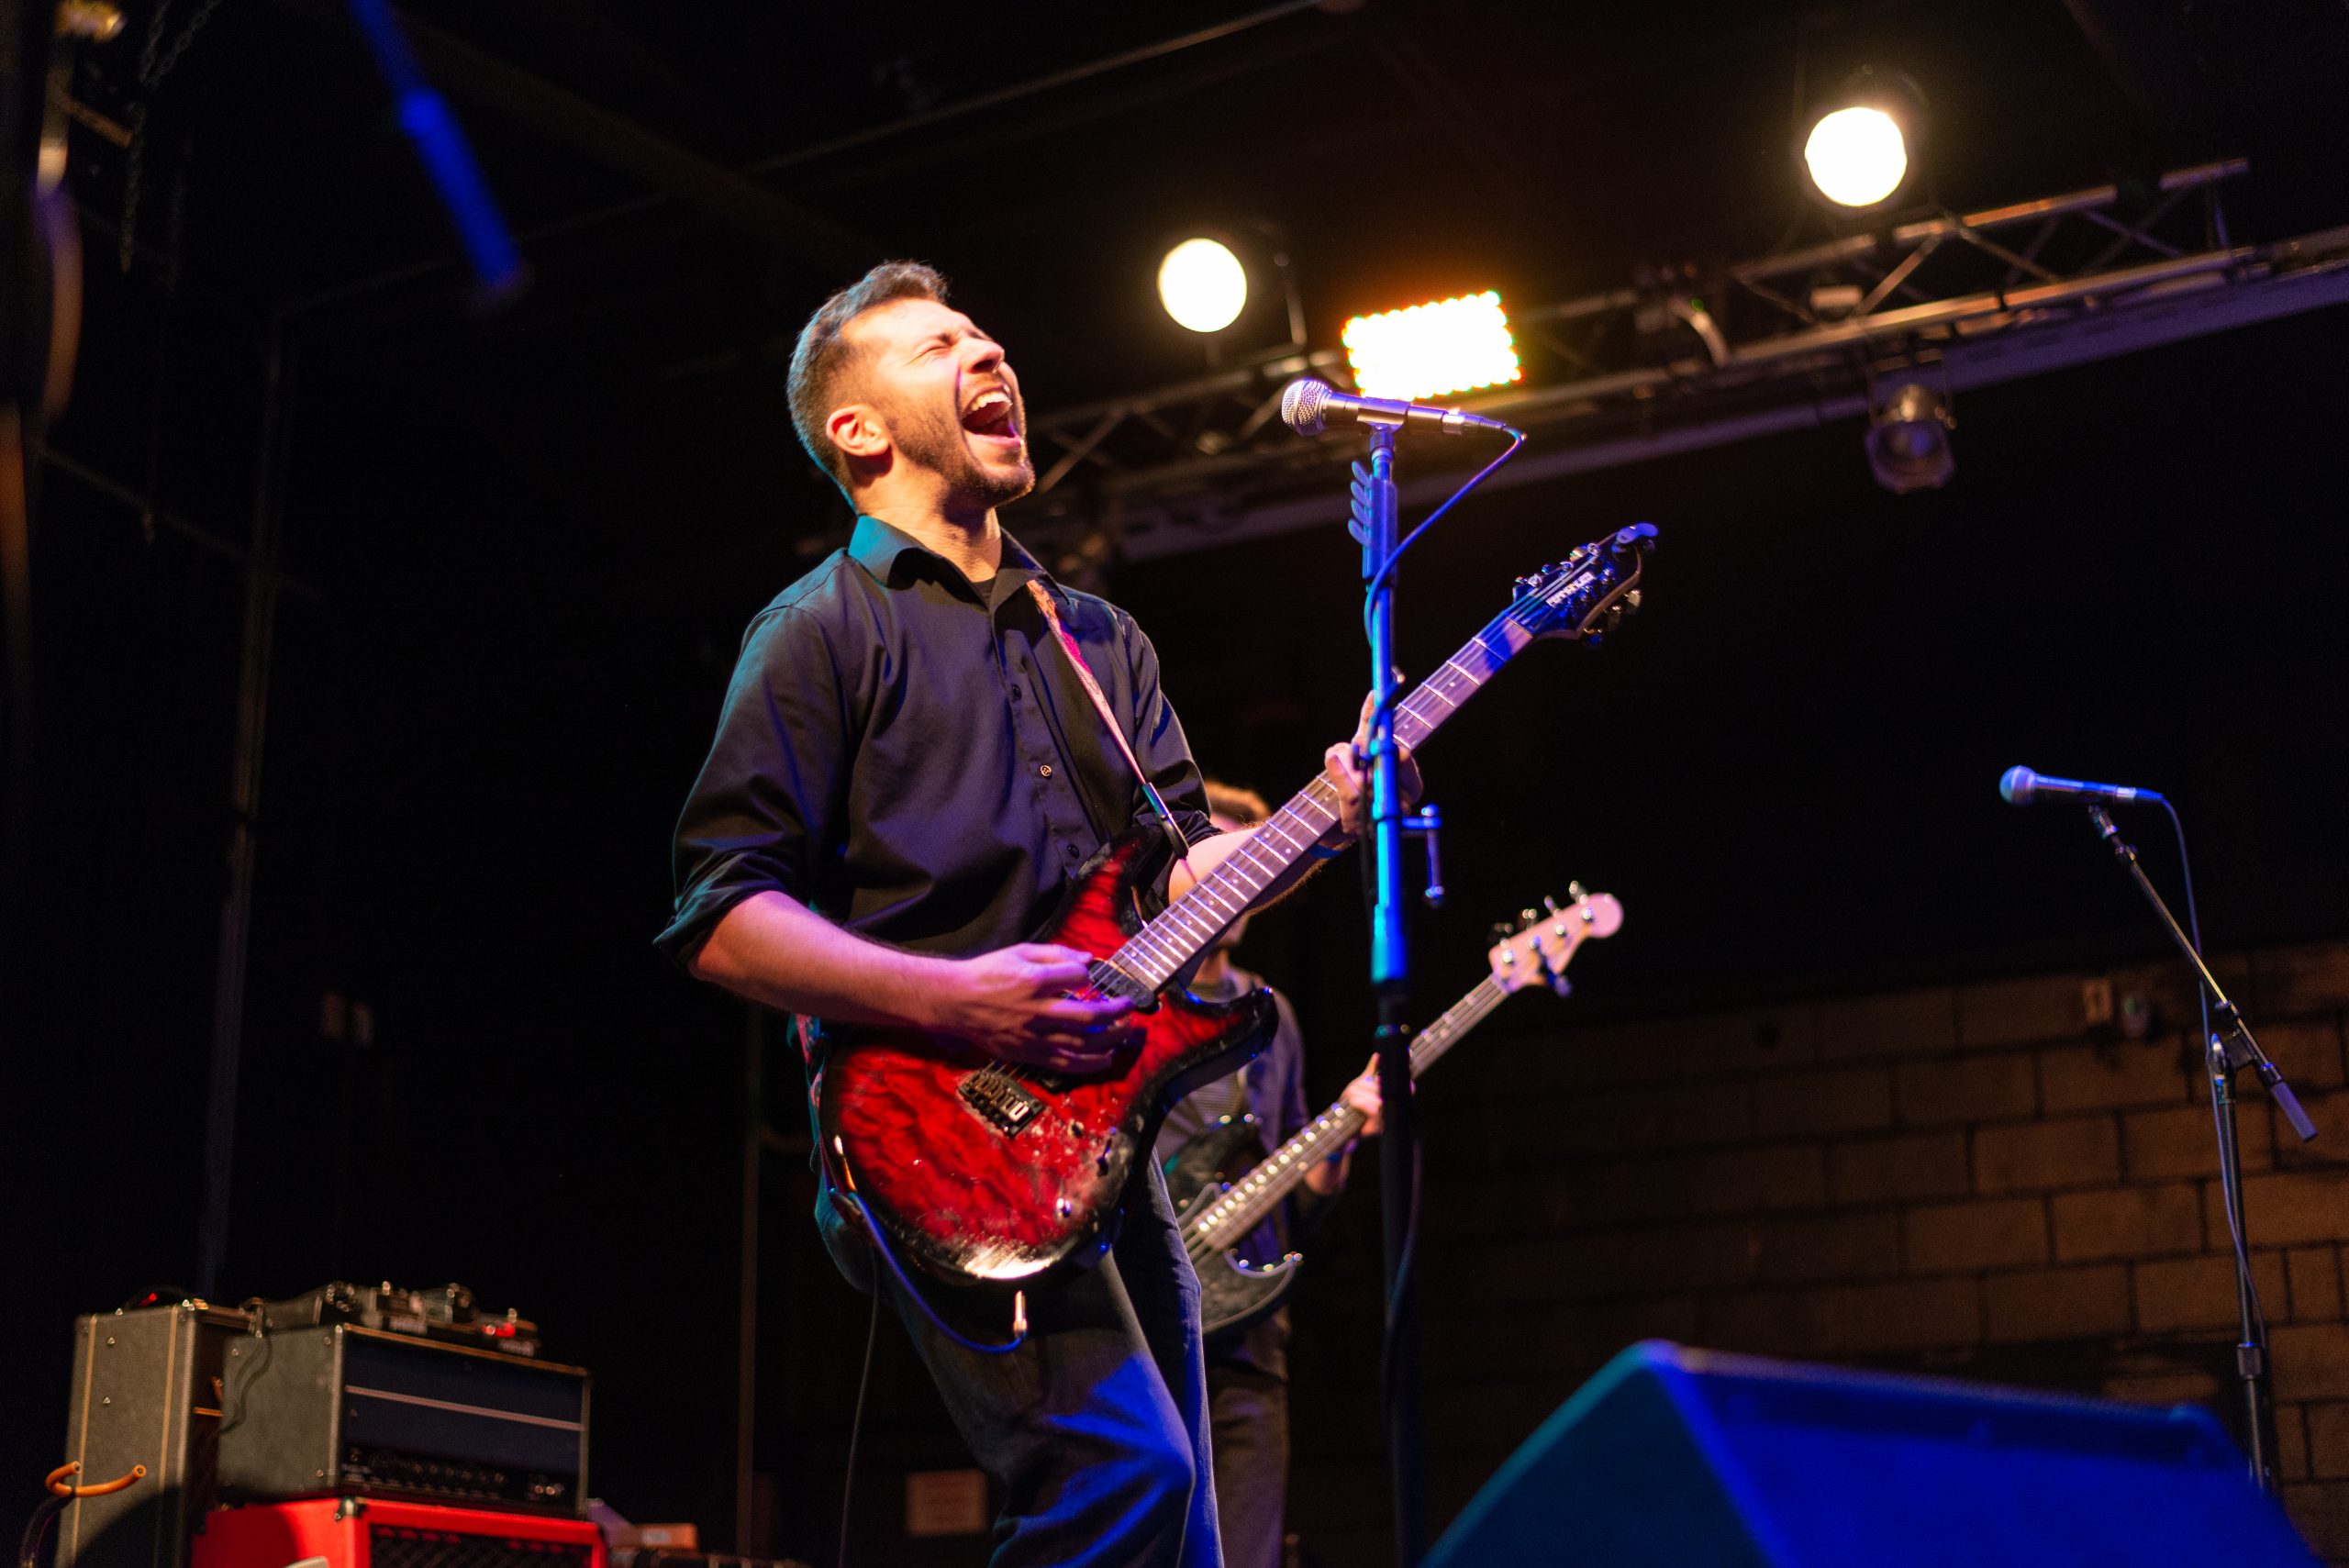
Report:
786,261,951,497
1203,779,1272,827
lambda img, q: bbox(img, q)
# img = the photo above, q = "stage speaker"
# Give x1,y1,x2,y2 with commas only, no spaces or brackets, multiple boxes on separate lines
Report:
1423,1340,2317,1568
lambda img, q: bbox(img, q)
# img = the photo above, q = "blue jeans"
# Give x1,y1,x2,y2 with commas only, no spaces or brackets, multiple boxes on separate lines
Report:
869,1162,1222,1568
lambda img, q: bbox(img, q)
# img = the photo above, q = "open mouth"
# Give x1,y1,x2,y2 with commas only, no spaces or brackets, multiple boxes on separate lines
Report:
960,388,1022,450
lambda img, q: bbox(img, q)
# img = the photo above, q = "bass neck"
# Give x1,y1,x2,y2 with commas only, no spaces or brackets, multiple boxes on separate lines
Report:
1181,975,1514,1256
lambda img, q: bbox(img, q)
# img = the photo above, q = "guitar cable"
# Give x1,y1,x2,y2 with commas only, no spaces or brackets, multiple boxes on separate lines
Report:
824,1137,1029,1356
1378,1138,1425,1411
2165,801,2270,1353
819,1144,1022,1568
1361,428,1525,625
1350,435,1521,1378
834,1284,879,1568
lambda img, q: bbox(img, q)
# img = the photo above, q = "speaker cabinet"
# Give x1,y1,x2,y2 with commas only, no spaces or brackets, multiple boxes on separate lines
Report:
57,1303,253,1568
1424,1341,2318,1568
193,1498,604,1568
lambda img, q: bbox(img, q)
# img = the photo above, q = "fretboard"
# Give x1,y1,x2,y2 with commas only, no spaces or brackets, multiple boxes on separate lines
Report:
1105,602,1539,995
1181,973,1516,1258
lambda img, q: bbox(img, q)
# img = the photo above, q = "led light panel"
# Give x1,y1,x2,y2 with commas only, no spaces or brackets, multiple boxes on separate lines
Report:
1343,292,1521,401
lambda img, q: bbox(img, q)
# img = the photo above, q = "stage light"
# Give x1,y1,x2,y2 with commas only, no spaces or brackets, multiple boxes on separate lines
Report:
1798,69,1925,213
1342,291,1521,402
1804,108,1907,207
1865,377,1954,494
1158,238,1249,334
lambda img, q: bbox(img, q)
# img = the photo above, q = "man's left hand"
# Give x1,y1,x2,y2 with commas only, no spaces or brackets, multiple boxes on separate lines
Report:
1339,1054,1385,1137
1322,688,1425,847
1307,1054,1386,1197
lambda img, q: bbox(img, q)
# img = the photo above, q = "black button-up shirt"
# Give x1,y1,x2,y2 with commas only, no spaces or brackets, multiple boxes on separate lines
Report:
657,515,1214,971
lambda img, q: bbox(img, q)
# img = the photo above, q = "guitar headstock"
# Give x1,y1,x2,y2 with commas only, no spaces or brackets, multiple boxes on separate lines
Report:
1510,523,1656,643
1486,884,1624,996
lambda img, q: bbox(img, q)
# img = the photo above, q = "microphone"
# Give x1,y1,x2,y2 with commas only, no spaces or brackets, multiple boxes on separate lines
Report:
1998,766,2167,807
1280,377,1517,438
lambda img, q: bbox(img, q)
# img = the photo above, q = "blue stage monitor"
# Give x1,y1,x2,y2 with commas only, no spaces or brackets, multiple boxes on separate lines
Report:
1424,1340,2317,1568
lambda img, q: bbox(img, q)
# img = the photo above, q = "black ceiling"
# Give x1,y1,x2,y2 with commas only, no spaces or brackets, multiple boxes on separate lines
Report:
62,0,2349,410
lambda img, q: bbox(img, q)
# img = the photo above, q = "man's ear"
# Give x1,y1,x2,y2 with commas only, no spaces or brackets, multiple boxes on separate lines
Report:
827,402,890,465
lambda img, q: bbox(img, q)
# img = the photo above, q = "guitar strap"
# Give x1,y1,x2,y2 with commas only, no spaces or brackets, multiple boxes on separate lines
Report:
1025,579,1193,868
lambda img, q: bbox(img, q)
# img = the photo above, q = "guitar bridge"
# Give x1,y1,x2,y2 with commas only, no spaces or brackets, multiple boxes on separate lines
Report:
959,1071,1045,1136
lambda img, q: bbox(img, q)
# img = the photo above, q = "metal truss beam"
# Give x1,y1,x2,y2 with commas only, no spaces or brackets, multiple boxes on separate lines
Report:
1020,160,2349,566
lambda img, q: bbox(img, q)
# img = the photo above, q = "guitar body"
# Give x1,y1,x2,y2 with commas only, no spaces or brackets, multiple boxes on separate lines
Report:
1164,1116,1303,1340
818,828,1277,1284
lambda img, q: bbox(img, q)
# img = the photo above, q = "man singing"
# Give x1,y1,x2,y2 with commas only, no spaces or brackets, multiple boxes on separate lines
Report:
657,261,1412,1567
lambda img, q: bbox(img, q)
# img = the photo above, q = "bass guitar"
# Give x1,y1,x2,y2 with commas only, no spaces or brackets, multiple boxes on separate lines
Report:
818,524,1654,1284
1166,889,1622,1338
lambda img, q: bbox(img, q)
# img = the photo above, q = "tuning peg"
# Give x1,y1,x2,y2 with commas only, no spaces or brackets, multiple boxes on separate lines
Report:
1625,590,1642,611
1486,922,1517,949
1520,907,1541,929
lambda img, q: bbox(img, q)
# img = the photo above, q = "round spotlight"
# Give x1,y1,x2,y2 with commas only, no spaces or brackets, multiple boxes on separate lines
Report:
1158,238,1248,334
1804,106,1908,208
1798,69,1926,213
1865,378,1954,494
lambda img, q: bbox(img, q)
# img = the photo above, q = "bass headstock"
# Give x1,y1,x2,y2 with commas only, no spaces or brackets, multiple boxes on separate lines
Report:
1486,884,1624,996
1510,523,1656,643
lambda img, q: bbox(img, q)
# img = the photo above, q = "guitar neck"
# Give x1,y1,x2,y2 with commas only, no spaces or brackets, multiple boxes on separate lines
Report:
1108,606,1538,993
1183,975,1515,1255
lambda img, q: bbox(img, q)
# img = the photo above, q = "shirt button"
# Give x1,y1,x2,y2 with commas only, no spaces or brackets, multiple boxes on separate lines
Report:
1038,763,1053,778
1009,684,1023,702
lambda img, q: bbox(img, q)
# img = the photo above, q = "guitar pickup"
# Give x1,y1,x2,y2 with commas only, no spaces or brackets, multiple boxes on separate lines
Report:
959,1072,1045,1136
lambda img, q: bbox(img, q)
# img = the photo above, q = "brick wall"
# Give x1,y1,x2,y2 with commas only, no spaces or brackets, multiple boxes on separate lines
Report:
1287,940,2349,1562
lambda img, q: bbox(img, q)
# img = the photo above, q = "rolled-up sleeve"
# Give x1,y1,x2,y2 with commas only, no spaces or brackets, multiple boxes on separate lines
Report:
655,603,847,967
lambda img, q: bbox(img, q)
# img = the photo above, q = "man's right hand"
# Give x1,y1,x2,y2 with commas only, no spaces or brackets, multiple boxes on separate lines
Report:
930,943,1138,1073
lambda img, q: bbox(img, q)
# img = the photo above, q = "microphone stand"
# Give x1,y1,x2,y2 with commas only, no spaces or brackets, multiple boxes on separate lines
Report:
1356,417,1428,1564
2084,804,2316,1492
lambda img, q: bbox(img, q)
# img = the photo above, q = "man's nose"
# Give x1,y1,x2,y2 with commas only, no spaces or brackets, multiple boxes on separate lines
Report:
967,340,1006,377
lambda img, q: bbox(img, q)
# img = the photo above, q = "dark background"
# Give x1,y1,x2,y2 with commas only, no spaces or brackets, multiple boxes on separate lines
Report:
5,1,2348,1562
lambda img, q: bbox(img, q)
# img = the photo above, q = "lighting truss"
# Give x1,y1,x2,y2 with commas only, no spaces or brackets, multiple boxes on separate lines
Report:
1018,159,2349,566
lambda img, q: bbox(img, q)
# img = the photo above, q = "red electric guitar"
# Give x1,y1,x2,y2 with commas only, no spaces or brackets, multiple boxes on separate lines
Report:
818,524,1655,1284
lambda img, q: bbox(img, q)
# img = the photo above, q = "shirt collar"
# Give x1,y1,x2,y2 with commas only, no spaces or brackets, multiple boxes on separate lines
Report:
848,514,1052,603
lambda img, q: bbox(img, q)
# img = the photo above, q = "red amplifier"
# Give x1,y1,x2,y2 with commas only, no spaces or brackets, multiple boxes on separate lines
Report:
195,1499,605,1568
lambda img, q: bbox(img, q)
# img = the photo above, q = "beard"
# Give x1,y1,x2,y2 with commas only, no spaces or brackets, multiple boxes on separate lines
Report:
883,384,1036,510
